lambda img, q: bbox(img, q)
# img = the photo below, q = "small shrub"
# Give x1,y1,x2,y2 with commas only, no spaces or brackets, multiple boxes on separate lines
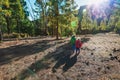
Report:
3,33,19,38
10,33,19,38
20,33,25,38
21,33,30,38
3,34,9,38
115,21,120,34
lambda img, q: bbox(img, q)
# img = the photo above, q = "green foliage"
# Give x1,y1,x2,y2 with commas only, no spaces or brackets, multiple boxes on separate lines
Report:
62,27,74,36
20,33,28,38
1,0,78,39
100,20,106,31
36,0,77,38
3,32,29,38
78,3,120,34
11,32,19,38
81,10,93,30
71,21,77,27
0,0,120,41
20,19,34,36
3,33,19,38
115,21,120,33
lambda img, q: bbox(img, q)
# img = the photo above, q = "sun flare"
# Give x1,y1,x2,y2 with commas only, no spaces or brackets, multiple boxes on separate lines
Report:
88,0,109,5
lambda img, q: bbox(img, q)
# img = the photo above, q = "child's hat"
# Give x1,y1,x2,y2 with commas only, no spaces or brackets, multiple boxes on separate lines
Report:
77,37,80,40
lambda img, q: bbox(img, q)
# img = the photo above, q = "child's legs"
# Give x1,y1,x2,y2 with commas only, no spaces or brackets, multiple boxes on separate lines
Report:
76,48,80,54
72,45,75,52
76,48,79,54
78,48,80,54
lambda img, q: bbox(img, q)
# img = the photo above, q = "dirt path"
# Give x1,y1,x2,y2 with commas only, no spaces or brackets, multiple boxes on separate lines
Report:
0,33,120,80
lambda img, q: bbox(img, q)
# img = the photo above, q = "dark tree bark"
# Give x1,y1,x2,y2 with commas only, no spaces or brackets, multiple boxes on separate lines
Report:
16,19,20,34
55,1,59,40
5,17,11,34
0,25,3,41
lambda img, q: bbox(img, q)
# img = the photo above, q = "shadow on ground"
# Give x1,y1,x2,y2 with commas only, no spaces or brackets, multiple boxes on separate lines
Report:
0,39,61,65
12,42,70,80
12,37,90,80
52,53,78,73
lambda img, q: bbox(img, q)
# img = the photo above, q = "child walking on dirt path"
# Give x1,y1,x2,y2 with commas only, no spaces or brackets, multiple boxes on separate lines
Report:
75,37,82,55
70,35,76,53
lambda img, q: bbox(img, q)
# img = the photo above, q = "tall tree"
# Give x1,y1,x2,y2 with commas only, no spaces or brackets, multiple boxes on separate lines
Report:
10,0,25,34
48,0,77,39
36,0,48,35
35,0,77,38
2,0,12,34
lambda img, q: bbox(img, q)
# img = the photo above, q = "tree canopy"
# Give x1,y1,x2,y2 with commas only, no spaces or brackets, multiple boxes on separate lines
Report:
0,0,120,41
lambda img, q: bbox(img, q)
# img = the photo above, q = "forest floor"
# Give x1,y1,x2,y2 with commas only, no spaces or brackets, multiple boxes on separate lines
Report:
0,32,120,80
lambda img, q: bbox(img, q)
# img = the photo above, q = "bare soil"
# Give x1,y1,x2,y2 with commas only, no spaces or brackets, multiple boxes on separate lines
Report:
0,33,120,80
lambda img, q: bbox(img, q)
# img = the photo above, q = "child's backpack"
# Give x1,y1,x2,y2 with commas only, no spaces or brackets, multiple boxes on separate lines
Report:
76,40,82,48
80,41,82,48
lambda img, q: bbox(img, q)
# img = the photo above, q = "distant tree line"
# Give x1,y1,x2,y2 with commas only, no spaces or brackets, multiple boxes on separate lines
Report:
77,0,120,34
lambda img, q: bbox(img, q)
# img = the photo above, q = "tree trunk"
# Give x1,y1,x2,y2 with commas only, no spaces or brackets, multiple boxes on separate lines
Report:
56,25,58,39
77,21,82,34
16,19,20,34
56,15,59,39
52,21,54,37
56,1,59,40
44,11,47,35
0,25,3,41
5,17,11,34
42,11,45,34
